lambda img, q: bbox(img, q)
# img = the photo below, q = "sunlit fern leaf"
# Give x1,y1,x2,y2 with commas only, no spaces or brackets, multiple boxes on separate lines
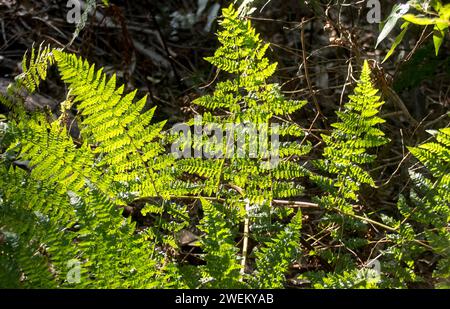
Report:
16,43,55,93
385,127,450,287
312,61,389,213
14,115,107,195
250,210,302,288
178,5,311,206
197,198,243,288
52,50,173,199
173,5,311,287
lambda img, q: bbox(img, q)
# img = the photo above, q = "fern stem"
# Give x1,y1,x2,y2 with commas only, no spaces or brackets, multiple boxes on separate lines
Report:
275,201,435,250
272,199,398,232
149,194,398,234
346,213,397,232
272,199,320,208
240,216,249,281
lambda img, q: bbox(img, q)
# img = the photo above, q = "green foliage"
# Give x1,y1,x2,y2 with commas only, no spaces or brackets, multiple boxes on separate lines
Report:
312,61,389,214
52,50,174,200
173,5,307,287
384,128,450,288
175,4,310,207
346,127,450,288
0,4,449,290
379,0,450,61
17,43,54,93
376,3,411,49
0,6,306,288
1,47,184,288
0,167,69,288
250,210,302,288
0,165,181,288
197,198,242,288
301,61,390,288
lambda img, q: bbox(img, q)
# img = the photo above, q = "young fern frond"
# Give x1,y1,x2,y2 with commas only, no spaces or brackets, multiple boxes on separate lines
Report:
301,61,389,287
312,61,389,214
17,44,55,93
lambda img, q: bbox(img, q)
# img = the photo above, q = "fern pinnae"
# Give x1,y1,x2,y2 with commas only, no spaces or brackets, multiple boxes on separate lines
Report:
17,43,55,93
53,50,172,199
312,60,389,213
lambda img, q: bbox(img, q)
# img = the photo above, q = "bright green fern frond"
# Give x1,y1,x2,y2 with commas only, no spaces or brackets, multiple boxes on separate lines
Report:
17,44,55,93
313,61,389,211
15,115,107,195
52,50,172,199
197,198,242,288
305,61,389,286
382,127,450,288
251,210,302,288
180,4,311,206
0,165,76,288
409,129,450,179
174,6,311,287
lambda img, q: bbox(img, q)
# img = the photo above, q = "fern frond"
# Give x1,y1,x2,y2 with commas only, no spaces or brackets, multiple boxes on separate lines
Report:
381,127,450,287
197,198,242,288
179,4,311,206
17,43,55,93
251,210,302,288
15,116,107,196
0,166,76,288
53,50,173,199
313,61,389,211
